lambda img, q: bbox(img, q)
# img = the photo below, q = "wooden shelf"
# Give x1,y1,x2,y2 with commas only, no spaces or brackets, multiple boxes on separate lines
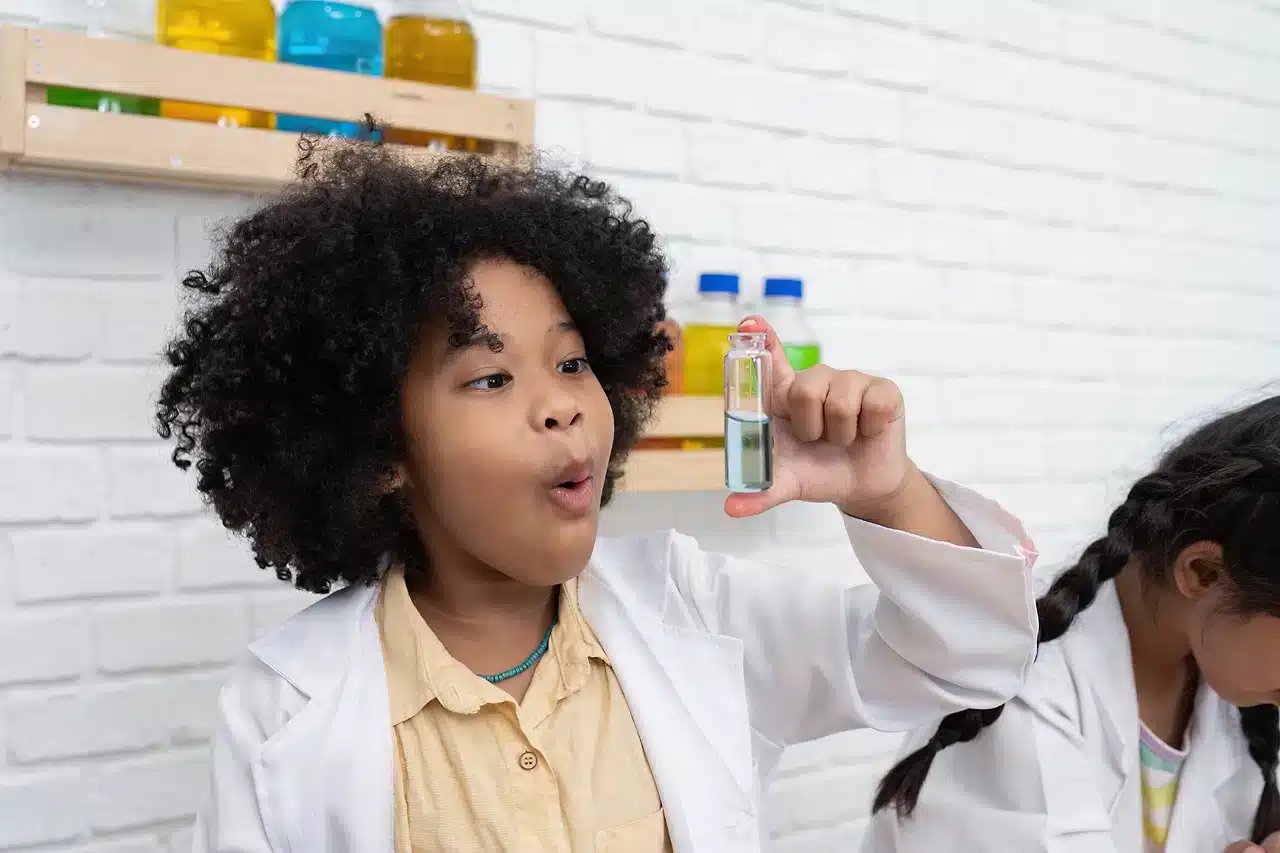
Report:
621,396,725,493
646,394,722,439
619,450,722,494
0,25,534,191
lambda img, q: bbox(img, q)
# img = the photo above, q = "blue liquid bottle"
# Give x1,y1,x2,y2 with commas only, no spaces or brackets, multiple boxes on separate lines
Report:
277,1,383,138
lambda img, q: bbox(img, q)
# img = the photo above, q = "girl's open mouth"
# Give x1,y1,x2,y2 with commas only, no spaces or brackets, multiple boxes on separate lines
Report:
547,467,594,516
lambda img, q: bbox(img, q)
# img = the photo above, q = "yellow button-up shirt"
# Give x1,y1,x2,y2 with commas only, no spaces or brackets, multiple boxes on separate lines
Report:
377,566,673,853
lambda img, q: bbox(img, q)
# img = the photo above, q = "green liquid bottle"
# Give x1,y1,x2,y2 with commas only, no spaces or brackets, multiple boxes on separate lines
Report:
44,1,159,116
761,277,822,372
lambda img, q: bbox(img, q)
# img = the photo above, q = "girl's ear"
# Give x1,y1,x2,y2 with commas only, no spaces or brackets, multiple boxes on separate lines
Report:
1172,540,1227,601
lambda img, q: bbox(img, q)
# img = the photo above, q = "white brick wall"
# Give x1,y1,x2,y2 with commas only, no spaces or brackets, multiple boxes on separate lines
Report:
1,1,1279,851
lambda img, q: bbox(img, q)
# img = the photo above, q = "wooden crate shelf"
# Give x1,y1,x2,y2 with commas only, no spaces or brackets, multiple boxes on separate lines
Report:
0,24,534,191
646,394,722,439
622,396,724,493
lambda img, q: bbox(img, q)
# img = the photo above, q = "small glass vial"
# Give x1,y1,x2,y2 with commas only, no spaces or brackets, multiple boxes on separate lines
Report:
724,332,773,493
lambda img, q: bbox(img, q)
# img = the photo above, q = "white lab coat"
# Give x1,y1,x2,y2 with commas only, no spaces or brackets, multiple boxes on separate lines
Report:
861,581,1267,853
192,477,1038,853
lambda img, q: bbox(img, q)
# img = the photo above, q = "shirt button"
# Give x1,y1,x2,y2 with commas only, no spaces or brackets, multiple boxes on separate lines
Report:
519,751,538,771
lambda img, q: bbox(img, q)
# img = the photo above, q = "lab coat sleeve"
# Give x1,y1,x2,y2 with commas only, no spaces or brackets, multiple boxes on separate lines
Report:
671,474,1038,748
192,659,300,853
860,646,1119,852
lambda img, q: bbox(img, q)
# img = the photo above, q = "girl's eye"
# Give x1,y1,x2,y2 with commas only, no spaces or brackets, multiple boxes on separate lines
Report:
559,357,590,375
466,373,509,390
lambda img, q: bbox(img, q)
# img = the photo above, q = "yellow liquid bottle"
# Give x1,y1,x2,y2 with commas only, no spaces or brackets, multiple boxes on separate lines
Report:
157,0,277,129
383,0,477,151
682,273,741,397
681,273,741,450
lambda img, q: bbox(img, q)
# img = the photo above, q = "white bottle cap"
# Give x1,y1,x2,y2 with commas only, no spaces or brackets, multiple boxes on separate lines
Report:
109,0,157,42
385,0,467,21
38,0,155,41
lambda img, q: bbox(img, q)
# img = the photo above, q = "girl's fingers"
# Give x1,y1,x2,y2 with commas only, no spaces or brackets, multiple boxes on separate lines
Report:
786,366,832,443
735,315,794,413
859,377,905,439
824,372,867,447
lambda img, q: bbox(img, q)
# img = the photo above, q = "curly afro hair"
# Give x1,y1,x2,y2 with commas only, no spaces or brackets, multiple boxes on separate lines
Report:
156,139,670,594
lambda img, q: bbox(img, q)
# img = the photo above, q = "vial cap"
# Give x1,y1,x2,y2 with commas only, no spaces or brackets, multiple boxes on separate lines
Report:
728,331,768,350
763,277,803,299
698,273,740,295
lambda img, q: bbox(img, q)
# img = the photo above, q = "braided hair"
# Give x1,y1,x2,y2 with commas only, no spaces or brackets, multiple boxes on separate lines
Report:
874,396,1280,844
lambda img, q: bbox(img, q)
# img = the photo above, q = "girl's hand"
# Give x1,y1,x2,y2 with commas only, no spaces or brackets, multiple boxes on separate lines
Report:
724,316,913,521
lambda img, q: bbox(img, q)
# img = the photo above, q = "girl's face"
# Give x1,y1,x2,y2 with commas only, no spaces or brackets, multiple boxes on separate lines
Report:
1188,609,1280,707
1178,550,1280,707
396,259,616,587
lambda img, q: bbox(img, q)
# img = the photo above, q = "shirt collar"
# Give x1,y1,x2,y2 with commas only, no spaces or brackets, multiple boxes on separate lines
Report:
377,569,609,724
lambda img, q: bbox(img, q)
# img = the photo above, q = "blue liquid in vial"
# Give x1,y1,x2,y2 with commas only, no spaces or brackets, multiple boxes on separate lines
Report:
725,411,772,493
277,1,384,139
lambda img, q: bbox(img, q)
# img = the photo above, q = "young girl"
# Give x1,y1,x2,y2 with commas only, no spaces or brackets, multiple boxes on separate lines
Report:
864,396,1280,853
158,140,1040,853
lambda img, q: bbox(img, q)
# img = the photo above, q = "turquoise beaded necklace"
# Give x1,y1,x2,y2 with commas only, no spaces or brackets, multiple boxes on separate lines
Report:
479,619,557,684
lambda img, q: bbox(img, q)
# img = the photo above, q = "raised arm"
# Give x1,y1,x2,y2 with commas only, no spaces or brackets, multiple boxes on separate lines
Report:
672,474,1037,749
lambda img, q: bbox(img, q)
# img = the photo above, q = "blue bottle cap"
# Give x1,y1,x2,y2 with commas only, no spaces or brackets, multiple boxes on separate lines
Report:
763,277,803,298
698,273,740,295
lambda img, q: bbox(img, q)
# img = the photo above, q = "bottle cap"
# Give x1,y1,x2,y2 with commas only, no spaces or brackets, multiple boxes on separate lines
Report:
698,273,740,295
39,0,155,40
763,277,803,299
385,0,467,19
114,0,157,41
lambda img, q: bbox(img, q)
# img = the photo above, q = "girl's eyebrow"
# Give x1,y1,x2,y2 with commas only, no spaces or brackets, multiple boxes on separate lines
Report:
442,330,505,365
443,320,575,365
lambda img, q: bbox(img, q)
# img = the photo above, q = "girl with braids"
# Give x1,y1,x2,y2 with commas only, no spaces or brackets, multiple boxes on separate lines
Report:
862,395,1280,853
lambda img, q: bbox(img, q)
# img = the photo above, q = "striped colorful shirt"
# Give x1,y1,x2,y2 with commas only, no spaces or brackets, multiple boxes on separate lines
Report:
1140,721,1188,852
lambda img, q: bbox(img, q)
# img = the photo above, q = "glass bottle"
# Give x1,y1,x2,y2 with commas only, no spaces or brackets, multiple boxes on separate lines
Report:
277,0,383,138
724,332,772,493
760,277,821,371
44,0,159,116
157,0,276,128
681,272,741,397
383,0,476,150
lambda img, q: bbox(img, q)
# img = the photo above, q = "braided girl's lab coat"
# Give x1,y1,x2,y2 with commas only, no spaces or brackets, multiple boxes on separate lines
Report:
861,581,1267,853
193,478,1038,853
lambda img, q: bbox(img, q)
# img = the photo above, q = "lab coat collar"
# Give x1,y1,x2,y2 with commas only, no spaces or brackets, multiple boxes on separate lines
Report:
1165,687,1254,853
583,533,756,796
1067,583,1140,771
248,580,373,700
